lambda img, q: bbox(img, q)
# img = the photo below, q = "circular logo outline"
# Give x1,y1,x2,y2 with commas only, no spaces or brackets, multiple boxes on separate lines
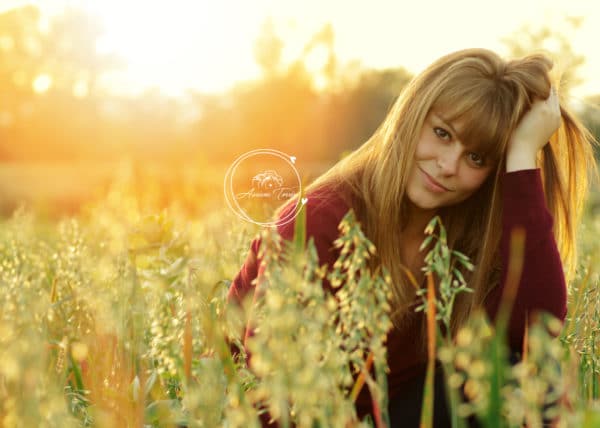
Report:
223,149,304,227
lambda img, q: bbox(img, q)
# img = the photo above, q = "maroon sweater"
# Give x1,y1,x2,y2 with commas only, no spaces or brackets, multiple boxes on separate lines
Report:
227,168,567,413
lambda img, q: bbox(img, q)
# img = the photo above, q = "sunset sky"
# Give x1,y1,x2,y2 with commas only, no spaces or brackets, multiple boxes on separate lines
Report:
7,0,600,101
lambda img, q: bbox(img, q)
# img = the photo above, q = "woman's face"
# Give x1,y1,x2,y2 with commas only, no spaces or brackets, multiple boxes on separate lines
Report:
406,110,494,212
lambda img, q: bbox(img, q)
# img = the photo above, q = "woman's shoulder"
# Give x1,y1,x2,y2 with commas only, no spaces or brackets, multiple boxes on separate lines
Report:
276,183,353,241
305,183,352,217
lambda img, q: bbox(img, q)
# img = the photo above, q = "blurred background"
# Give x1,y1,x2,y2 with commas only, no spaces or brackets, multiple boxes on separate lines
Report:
1,0,599,218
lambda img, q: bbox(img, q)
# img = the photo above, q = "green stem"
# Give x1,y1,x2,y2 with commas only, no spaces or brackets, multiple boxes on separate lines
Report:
592,331,598,400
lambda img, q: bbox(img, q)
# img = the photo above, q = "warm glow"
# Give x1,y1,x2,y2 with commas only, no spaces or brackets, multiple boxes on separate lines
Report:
0,35,15,51
0,111,13,128
32,74,52,93
72,80,88,98
81,0,266,95
23,0,600,98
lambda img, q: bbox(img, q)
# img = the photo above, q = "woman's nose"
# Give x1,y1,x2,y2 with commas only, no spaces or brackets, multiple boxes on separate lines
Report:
437,147,461,176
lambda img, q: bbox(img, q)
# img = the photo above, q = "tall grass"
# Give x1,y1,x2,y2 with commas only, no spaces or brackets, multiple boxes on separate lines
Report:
0,180,599,427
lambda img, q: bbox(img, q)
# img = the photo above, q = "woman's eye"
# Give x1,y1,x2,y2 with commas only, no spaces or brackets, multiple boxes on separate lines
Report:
468,152,485,167
434,127,451,140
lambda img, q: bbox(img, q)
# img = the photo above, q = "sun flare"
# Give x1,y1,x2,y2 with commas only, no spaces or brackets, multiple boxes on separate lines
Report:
12,0,600,98
82,0,264,95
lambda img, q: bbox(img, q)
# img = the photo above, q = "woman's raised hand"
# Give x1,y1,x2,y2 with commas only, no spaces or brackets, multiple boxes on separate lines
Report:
506,87,561,172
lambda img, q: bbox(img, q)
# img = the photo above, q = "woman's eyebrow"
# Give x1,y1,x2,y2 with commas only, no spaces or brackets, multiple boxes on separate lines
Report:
431,112,459,137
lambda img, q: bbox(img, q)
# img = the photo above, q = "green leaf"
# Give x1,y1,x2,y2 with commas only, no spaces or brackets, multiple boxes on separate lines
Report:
453,268,466,285
292,193,307,256
420,235,434,251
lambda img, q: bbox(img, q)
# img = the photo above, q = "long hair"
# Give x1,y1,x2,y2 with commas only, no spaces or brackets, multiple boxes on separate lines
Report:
302,48,597,347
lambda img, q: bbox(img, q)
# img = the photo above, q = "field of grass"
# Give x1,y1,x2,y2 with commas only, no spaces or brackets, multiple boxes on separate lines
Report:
1,170,599,427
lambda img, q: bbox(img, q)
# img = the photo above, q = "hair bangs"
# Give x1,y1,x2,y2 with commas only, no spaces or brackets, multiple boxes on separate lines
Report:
433,81,517,164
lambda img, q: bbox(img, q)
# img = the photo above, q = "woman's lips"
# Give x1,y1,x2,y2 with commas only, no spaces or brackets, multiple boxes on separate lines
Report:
419,167,451,193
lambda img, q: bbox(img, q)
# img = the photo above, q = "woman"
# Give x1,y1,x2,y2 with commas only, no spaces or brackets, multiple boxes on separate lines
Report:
227,48,597,426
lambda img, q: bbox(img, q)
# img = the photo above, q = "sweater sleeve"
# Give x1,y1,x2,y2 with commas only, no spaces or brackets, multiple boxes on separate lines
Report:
274,195,349,291
226,192,350,332
227,238,259,310
484,169,567,350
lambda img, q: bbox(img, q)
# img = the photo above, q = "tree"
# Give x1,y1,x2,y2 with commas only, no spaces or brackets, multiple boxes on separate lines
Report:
253,18,283,78
0,5,123,160
579,95,600,154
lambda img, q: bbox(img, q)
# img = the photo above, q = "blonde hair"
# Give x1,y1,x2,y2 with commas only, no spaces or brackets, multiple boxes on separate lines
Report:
302,48,597,348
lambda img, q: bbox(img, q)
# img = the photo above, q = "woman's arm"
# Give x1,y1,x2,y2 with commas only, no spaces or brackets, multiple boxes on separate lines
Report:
505,86,560,172
226,190,351,342
485,169,567,350
485,86,566,350
228,237,261,308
